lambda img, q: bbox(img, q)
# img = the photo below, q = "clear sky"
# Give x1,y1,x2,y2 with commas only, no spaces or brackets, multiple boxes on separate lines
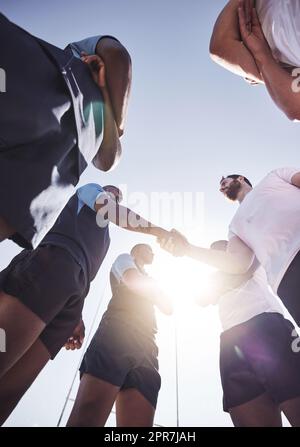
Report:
0,0,299,427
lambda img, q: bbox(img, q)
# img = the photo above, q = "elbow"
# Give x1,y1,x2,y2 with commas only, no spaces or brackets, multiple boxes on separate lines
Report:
209,35,224,63
93,142,122,172
97,38,132,71
285,107,300,122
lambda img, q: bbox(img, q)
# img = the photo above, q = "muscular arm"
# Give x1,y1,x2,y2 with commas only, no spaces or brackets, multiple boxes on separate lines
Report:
93,85,122,171
95,194,169,239
96,37,132,137
185,235,255,274
210,0,263,83
122,269,173,315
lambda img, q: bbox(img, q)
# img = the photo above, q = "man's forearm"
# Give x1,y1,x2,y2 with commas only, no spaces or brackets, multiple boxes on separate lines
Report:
185,244,252,274
93,87,122,171
96,38,132,136
255,53,300,121
110,204,167,238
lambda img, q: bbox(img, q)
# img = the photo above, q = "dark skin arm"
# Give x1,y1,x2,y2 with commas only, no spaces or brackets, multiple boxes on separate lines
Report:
95,192,171,240
96,37,132,137
81,53,122,172
64,318,85,350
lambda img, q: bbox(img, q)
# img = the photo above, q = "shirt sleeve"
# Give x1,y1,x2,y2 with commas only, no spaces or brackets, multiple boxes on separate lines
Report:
111,254,137,282
67,35,120,59
272,167,300,184
77,183,106,211
228,227,236,240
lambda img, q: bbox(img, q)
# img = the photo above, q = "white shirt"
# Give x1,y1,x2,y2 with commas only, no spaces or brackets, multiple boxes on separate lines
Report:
256,0,300,67
229,167,300,293
218,266,284,332
111,254,138,283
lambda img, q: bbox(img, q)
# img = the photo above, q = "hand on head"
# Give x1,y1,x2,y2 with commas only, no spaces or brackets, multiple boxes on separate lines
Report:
81,52,106,88
238,0,271,59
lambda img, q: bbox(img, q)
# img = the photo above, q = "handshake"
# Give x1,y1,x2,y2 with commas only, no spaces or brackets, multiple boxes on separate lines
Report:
156,228,189,257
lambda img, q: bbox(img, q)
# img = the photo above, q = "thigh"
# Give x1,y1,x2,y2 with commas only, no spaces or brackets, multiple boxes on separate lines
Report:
281,396,300,427
67,374,119,427
0,338,50,426
116,388,156,427
0,291,45,379
229,393,282,427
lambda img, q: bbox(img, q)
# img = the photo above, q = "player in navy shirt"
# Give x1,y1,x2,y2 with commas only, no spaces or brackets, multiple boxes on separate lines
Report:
0,184,170,425
0,13,131,249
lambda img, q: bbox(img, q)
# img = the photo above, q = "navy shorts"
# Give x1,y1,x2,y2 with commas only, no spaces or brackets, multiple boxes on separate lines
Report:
80,318,161,409
0,245,88,359
220,313,300,412
278,251,300,326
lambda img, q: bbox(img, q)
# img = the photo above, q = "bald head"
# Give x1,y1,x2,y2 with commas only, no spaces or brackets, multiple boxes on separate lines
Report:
131,244,154,265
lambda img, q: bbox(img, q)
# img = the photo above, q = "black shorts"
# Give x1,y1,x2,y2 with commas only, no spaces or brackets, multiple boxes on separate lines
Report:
278,250,300,326
80,318,161,409
220,313,300,412
0,245,88,359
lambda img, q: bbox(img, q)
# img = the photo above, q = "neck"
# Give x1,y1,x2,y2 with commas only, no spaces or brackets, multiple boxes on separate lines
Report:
238,185,252,203
134,257,145,272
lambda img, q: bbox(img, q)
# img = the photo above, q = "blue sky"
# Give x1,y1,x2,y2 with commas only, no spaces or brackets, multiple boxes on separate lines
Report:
0,0,299,427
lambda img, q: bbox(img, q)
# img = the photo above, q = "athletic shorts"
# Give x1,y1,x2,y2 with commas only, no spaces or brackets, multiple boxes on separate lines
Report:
278,250,300,326
80,318,161,409
220,312,300,412
0,245,89,359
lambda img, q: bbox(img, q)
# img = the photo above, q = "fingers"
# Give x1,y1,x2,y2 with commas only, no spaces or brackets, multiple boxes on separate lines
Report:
64,337,83,350
245,0,254,32
251,5,261,27
160,237,176,252
238,1,249,41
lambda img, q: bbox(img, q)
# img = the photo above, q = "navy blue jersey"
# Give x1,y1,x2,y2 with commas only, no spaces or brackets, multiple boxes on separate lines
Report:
41,184,110,282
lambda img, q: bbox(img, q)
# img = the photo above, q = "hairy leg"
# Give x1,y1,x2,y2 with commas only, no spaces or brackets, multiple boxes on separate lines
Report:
116,388,155,427
0,291,45,378
281,396,300,427
67,374,120,427
229,393,282,427
0,338,50,425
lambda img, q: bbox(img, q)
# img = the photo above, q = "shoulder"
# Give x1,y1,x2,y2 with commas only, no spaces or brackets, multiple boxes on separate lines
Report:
111,254,137,275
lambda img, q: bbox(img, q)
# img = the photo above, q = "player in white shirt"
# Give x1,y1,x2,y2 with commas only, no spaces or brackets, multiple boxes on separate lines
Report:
159,167,300,329
197,240,300,427
210,0,300,121
67,245,173,427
